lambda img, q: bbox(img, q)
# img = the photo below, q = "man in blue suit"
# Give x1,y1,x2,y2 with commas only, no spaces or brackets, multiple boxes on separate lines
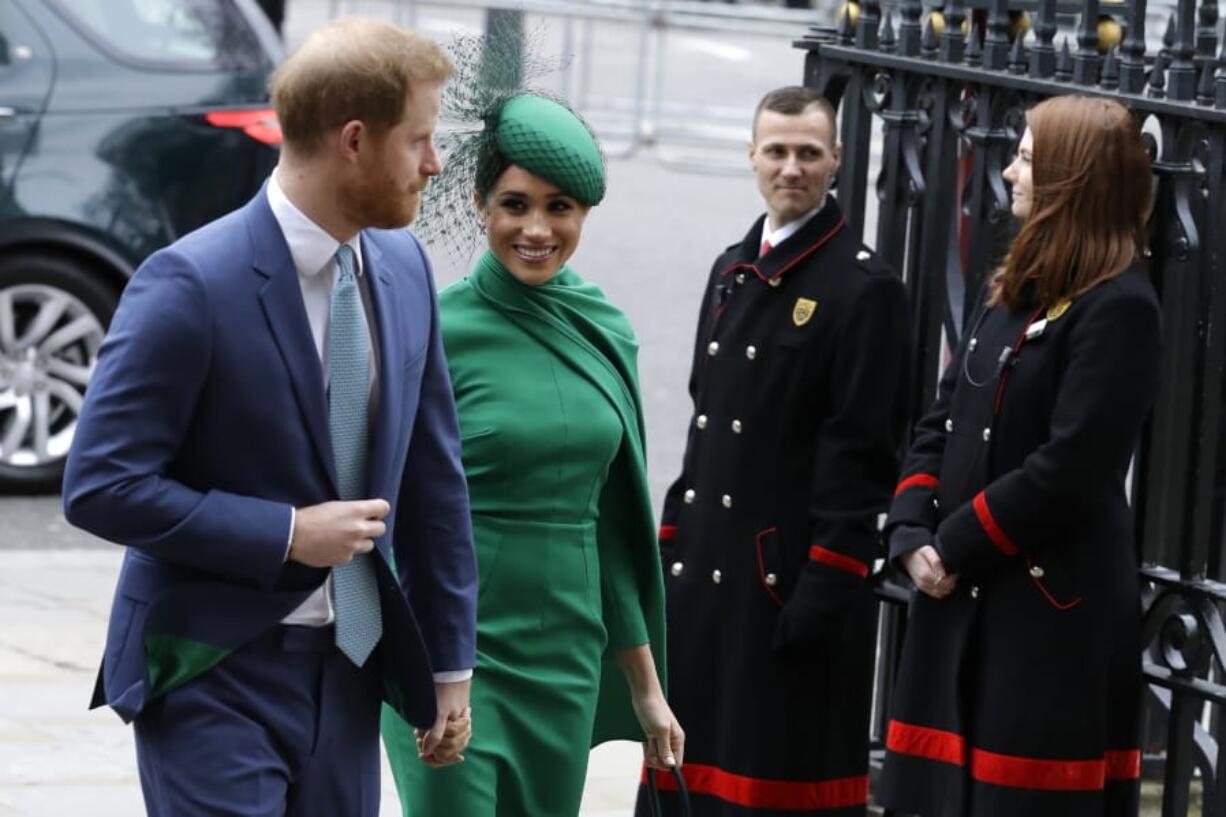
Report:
62,17,477,817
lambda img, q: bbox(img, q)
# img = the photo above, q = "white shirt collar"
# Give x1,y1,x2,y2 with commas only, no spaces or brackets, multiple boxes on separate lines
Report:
267,169,363,279
762,195,828,250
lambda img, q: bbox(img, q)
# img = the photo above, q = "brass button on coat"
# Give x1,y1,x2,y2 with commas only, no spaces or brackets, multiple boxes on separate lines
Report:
735,273,746,284
731,419,743,434
746,345,757,360
671,562,684,577
721,494,733,508
707,341,720,356
712,569,722,584
696,414,708,430
982,427,992,442
684,489,695,504
768,277,782,288
765,573,778,586
945,418,954,432
1029,565,1045,578
970,585,981,599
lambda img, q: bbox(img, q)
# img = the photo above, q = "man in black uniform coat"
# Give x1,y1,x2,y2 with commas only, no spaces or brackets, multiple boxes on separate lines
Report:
639,87,911,815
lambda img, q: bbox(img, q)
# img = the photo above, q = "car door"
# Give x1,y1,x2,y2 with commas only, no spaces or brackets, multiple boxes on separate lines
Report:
0,1,53,209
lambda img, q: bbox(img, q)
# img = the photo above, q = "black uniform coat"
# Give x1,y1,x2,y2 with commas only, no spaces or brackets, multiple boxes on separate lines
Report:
877,265,1161,817
639,199,911,816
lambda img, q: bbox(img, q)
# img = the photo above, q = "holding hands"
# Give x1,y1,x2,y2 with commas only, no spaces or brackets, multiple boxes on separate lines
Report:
416,680,473,768
902,544,957,600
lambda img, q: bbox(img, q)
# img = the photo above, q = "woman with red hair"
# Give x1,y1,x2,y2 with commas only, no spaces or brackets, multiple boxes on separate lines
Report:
879,94,1160,817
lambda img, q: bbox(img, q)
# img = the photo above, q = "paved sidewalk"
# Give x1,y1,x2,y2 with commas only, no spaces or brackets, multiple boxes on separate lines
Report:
0,549,644,816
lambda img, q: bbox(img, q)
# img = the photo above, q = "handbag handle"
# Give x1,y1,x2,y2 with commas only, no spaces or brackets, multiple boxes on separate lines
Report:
646,765,691,817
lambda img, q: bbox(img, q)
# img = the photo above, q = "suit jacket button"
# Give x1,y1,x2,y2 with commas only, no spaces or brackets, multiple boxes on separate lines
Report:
721,494,733,508
982,427,992,442
746,345,757,360
707,341,720,356
671,562,684,577
945,418,954,433
765,573,778,586
1029,565,1045,578
731,419,743,434
970,585,981,599
696,414,708,429
684,489,696,504
712,569,722,584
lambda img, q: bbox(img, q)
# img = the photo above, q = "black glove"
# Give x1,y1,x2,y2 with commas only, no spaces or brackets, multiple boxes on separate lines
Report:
771,561,870,653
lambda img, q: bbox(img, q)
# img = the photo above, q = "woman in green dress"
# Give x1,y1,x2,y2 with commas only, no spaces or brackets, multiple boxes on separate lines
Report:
382,93,684,816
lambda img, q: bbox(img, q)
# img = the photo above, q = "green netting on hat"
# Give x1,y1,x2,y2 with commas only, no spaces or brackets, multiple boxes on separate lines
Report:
493,95,606,206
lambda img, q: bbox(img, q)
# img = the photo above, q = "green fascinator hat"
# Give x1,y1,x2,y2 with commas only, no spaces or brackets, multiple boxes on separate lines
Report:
489,94,606,206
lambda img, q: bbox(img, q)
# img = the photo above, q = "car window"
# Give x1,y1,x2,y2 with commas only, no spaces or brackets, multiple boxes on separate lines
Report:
47,0,263,70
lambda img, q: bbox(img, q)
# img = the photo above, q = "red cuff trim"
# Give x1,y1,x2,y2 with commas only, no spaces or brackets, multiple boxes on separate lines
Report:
972,492,1019,556
644,763,867,810
1105,749,1141,781
894,473,939,497
886,720,966,766
659,525,677,542
808,545,869,578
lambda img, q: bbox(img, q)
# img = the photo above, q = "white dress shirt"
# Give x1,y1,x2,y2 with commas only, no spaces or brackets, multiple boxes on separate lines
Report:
267,171,472,683
760,195,828,252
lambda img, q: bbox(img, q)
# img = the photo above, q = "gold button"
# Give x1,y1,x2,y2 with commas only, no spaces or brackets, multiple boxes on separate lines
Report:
768,278,782,288
1029,565,1045,578
735,273,746,284
711,569,722,584
945,418,953,432
969,338,978,351
933,498,939,508
982,427,992,442
671,562,684,577
765,573,778,586
970,586,980,599
684,489,695,504
856,250,871,261
696,414,708,430
731,419,743,434
721,494,732,508
746,345,757,360
707,341,720,356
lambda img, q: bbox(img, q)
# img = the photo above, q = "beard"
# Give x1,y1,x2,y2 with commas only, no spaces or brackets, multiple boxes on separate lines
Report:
339,168,421,231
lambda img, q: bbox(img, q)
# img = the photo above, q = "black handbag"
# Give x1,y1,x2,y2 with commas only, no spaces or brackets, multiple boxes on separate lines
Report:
645,765,692,817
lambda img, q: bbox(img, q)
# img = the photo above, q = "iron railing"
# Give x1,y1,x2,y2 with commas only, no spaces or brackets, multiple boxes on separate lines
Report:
798,2,1226,814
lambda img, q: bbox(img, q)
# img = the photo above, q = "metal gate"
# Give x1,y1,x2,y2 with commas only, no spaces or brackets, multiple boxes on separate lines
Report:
799,1,1225,814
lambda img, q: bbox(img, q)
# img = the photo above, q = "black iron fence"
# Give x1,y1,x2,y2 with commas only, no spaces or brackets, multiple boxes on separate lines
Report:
796,1,1226,814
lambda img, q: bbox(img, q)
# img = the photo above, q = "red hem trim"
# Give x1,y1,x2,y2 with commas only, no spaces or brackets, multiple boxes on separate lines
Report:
644,763,868,810
887,721,1141,791
808,545,869,578
886,720,966,766
659,525,677,542
894,473,939,497
972,492,1019,556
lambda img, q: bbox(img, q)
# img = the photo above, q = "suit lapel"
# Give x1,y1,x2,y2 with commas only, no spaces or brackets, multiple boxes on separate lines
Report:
362,232,402,504
248,193,339,494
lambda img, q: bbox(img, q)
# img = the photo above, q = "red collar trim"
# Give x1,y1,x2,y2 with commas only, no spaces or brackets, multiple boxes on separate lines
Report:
717,217,847,285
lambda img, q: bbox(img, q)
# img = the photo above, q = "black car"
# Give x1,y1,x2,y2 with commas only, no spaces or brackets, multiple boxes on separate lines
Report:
0,0,282,492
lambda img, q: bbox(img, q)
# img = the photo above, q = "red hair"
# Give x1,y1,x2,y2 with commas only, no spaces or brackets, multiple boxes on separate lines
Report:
992,95,1152,308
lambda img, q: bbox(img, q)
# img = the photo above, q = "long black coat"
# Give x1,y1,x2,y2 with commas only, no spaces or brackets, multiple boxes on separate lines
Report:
640,199,911,816
878,265,1161,817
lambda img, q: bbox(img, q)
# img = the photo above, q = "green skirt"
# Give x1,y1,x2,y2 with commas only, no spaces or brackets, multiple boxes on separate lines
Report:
383,514,609,816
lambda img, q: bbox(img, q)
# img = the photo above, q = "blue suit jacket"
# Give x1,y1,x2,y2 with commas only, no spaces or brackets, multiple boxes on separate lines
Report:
63,189,477,729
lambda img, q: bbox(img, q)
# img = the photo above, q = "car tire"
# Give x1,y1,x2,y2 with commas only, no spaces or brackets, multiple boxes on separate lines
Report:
0,252,118,494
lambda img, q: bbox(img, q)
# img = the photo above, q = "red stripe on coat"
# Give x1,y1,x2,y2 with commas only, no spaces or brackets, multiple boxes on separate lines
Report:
894,473,939,496
972,492,1019,556
659,525,677,542
808,545,869,578
645,764,868,810
1105,749,1141,781
886,720,966,766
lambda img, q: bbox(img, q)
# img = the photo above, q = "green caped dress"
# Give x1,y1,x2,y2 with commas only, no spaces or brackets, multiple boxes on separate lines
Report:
382,251,667,817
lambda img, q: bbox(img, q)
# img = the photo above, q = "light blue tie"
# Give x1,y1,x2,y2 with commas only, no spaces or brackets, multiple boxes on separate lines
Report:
329,244,382,667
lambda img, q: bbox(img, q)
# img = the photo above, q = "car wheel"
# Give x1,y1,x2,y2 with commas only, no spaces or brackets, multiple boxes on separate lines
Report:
0,252,118,494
